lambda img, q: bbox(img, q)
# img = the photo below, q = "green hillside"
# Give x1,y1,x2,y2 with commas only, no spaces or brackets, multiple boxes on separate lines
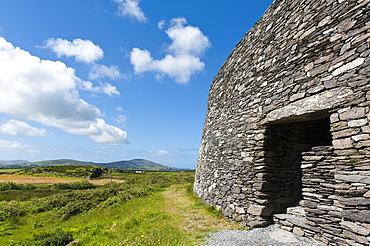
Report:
9,158,177,170
18,159,95,167
0,160,29,165
99,159,172,170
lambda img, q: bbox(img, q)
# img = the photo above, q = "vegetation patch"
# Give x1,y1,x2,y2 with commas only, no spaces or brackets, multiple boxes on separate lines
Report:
0,169,24,174
22,165,108,178
10,229,74,246
0,171,237,245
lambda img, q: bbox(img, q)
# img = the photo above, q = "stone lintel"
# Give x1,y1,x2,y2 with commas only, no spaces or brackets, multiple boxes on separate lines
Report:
259,88,353,125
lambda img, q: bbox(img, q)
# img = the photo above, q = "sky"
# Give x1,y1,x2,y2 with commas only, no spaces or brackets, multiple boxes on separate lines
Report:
0,0,273,169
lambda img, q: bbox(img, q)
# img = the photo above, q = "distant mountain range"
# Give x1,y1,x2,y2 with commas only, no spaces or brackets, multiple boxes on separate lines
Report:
0,160,29,165
0,159,190,171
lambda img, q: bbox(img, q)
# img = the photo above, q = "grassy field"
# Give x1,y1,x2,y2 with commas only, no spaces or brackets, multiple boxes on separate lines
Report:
0,174,125,185
0,169,23,174
0,171,239,245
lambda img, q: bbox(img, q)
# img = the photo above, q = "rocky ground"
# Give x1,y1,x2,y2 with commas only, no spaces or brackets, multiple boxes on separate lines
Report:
204,225,320,246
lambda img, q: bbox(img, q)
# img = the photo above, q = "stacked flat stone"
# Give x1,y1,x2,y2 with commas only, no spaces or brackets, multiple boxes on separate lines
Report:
194,0,370,245
273,146,370,245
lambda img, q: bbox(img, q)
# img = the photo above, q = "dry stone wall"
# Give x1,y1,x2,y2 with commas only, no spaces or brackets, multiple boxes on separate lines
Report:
194,0,370,245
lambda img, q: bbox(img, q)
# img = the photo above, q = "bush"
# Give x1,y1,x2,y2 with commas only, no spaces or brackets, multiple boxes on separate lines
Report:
0,201,27,222
0,182,36,191
10,229,74,246
57,200,96,220
51,181,96,190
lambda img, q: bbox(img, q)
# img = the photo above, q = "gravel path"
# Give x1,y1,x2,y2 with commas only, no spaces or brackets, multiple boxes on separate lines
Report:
204,225,320,246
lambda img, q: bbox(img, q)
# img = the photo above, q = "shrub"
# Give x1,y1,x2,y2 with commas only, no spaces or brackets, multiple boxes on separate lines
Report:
0,182,36,191
57,200,96,220
0,201,27,222
51,181,96,190
10,229,74,246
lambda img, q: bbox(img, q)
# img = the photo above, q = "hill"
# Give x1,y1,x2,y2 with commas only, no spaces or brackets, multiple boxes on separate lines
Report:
98,159,172,170
0,160,29,165
18,159,95,167
5,158,186,171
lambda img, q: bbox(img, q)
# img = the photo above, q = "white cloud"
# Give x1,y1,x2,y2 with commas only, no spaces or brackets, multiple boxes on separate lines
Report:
0,139,40,155
158,20,166,30
27,149,41,155
130,17,211,84
88,64,121,80
113,0,147,22
43,38,104,63
113,114,127,124
148,149,170,157
43,38,126,83
80,81,120,97
101,83,120,97
166,18,210,56
146,149,182,158
0,119,49,137
0,139,34,149
0,37,127,145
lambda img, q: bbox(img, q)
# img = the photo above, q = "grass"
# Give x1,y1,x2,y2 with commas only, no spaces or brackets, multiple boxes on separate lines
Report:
0,189,68,202
0,171,238,245
0,174,124,186
0,169,23,174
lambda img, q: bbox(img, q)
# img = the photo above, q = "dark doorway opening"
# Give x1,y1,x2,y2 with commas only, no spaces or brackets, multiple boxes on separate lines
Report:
262,111,333,214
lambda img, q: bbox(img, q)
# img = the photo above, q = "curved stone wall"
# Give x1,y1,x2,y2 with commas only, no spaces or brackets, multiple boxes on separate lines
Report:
194,0,370,245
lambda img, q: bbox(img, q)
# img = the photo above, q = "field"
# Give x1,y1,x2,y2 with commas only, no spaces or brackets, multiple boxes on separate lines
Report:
0,169,23,174
0,171,239,245
0,174,125,185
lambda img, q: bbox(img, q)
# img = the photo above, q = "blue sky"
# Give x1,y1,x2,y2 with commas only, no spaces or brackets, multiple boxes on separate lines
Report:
0,0,273,169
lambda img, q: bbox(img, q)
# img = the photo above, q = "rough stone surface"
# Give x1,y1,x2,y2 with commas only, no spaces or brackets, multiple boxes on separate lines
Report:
194,0,370,245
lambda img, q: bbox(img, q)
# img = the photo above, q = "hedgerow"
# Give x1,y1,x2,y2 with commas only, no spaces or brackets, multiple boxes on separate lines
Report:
51,181,96,190
0,182,36,191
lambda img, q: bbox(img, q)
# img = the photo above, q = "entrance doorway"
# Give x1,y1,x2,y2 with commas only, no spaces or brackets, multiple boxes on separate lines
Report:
262,111,333,214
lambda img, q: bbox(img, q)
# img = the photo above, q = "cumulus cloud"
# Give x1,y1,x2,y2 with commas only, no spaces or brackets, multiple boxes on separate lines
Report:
0,37,127,145
157,20,166,30
80,81,120,97
43,38,124,83
88,64,121,80
43,38,104,63
113,0,147,22
130,17,211,84
0,119,49,137
113,115,127,124
0,139,35,150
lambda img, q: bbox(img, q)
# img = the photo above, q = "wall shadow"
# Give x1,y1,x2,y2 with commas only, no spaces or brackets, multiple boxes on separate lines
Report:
262,113,333,214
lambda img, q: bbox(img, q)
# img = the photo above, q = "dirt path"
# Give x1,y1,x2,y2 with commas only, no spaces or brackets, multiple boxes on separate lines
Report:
162,186,320,246
162,186,238,232
0,174,125,185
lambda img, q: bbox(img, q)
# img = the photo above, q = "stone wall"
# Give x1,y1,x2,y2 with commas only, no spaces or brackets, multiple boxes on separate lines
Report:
274,146,370,245
194,0,370,245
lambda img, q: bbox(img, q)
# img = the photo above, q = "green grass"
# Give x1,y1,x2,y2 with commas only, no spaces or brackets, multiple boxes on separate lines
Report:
0,171,235,245
21,165,107,178
71,192,192,245
0,169,23,174
1,189,208,245
0,189,68,202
